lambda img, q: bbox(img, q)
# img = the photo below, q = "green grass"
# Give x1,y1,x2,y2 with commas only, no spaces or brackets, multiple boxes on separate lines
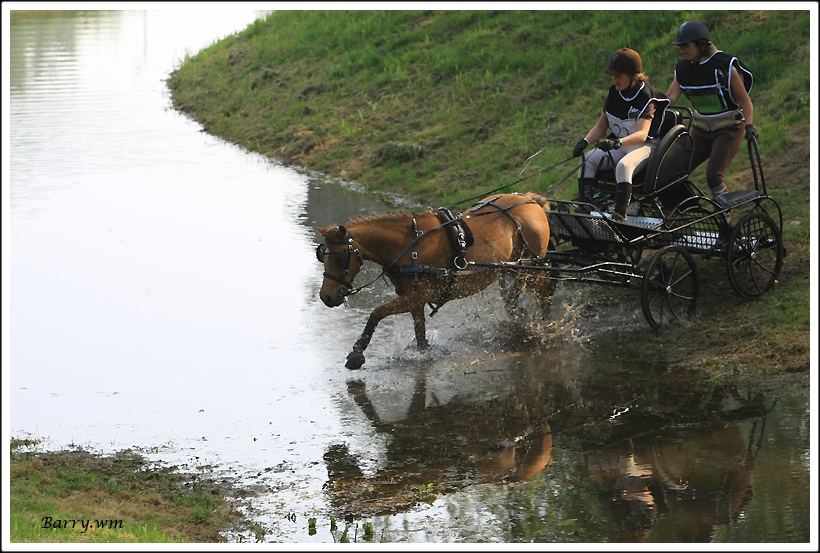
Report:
168,9,809,201
9,441,251,543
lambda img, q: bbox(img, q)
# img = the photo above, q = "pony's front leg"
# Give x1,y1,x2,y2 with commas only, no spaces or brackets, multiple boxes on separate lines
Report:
346,314,379,370
344,291,426,370
411,307,430,351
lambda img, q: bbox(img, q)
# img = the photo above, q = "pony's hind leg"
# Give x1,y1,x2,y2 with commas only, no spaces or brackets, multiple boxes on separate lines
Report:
498,272,525,319
531,274,556,320
500,272,555,321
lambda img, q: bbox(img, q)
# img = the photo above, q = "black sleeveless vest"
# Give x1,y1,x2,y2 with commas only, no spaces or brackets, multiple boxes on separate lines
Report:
603,82,670,140
675,51,754,116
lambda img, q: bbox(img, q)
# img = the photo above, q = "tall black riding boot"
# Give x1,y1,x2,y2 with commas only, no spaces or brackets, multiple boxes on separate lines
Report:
577,177,597,214
577,178,597,203
614,181,632,218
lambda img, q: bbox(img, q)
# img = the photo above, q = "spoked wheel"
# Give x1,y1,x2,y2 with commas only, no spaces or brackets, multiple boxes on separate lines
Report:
641,245,699,332
726,211,783,299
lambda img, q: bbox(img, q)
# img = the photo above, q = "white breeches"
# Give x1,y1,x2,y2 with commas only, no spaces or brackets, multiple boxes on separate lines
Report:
578,138,658,184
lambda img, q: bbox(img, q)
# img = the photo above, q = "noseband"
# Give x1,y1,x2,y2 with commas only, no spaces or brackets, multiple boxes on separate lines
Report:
316,230,363,293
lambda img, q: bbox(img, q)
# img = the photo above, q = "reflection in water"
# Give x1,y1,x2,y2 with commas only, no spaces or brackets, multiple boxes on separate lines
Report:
300,177,423,233
322,347,779,543
9,11,112,93
324,353,562,516
582,402,762,542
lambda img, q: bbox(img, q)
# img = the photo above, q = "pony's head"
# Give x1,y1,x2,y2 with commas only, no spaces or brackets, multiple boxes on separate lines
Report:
315,225,363,307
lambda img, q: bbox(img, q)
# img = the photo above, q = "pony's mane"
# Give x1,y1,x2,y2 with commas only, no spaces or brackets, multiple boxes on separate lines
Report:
346,211,416,225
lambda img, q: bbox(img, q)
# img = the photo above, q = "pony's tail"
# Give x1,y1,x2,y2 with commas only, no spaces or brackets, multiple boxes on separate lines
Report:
524,192,551,214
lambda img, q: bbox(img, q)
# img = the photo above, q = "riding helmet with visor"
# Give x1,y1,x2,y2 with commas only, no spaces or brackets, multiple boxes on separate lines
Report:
603,48,642,76
671,21,710,45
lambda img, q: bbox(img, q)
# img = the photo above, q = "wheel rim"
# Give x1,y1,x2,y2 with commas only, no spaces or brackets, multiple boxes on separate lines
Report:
642,246,698,331
726,212,783,299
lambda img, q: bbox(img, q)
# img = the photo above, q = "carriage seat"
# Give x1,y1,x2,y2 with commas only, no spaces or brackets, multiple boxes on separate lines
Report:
634,124,692,196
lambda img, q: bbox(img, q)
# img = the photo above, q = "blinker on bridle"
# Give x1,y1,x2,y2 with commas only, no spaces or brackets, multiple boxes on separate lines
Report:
316,229,363,293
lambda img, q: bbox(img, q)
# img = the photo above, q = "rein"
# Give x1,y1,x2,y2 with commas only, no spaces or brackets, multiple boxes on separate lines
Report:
441,155,575,211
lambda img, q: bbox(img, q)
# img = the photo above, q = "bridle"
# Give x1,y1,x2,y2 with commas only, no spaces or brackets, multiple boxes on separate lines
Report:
316,228,364,293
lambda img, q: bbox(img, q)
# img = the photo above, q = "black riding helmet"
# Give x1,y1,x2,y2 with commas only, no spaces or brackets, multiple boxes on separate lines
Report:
671,21,710,45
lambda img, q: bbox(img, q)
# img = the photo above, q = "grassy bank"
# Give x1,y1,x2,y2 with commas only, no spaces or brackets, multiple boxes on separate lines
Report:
167,9,810,377
9,439,264,543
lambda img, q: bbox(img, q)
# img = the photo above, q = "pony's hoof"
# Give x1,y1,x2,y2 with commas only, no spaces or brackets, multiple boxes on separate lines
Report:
417,340,431,352
345,351,365,370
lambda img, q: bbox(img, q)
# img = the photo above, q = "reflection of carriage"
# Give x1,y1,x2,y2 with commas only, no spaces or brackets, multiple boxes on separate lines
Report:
577,381,769,543
480,106,785,331
316,107,785,368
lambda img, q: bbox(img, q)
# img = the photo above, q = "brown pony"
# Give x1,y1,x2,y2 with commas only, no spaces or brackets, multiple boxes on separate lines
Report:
316,192,553,369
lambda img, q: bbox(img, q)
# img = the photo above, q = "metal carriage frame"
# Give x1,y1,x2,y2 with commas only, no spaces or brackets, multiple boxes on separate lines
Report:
470,106,786,331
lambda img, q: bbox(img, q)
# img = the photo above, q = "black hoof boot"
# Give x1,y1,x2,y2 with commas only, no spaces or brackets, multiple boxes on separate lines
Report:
345,350,365,370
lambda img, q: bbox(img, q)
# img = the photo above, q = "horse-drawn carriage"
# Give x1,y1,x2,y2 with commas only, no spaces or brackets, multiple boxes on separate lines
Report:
316,106,785,368
493,106,784,330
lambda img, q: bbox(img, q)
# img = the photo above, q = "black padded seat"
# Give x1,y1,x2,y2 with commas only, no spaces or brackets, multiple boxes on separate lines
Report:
636,124,689,195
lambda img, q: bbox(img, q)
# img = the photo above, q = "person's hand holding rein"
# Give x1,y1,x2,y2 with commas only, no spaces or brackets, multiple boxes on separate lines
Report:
596,137,622,152
573,139,589,158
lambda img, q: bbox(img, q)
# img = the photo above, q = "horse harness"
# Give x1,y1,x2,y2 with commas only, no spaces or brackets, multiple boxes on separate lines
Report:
393,194,540,314
319,195,541,313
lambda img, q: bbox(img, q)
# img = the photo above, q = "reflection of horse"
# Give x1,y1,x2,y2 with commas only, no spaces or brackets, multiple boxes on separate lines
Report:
323,364,557,517
316,193,553,369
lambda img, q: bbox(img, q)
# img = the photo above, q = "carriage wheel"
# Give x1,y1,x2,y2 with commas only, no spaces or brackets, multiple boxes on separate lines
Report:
725,211,783,299
641,245,699,332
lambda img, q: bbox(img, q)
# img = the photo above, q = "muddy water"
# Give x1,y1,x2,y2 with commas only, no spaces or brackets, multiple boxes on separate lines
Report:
6,9,812,544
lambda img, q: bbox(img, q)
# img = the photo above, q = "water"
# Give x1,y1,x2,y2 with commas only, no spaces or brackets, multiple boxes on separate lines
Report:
5,9,814,545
